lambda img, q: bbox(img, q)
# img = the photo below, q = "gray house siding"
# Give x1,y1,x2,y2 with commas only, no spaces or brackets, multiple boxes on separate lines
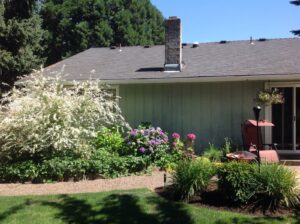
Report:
119,81,264,152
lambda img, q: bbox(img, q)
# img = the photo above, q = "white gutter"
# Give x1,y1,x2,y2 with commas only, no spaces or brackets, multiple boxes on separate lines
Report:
102,74,300,85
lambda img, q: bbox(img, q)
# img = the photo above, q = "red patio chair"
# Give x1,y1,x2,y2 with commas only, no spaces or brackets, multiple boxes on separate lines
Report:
241,120,279,163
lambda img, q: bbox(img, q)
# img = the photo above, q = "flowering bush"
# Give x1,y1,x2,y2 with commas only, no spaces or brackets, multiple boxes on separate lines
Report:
125,126,169,155
171,132,184,150
0,69,129,161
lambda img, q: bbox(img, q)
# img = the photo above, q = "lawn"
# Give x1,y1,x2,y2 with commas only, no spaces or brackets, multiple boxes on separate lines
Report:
0,189,298,224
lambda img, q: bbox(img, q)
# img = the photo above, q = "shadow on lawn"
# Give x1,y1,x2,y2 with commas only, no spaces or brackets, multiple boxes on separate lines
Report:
215,216,300,224
1,193,300,224
0,203,26,222
39,193,194,224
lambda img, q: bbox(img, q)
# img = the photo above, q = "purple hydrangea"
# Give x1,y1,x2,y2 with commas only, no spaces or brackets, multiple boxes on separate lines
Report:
138,147,146,154
125,126,169,154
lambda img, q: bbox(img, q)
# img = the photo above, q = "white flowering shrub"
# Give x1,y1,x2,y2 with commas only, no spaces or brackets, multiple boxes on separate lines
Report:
0,70,129,161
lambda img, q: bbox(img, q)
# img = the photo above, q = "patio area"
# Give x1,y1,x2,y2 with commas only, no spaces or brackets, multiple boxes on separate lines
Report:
286,166,300,189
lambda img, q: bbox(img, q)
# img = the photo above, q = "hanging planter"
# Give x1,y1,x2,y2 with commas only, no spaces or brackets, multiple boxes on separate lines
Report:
254,88,284,106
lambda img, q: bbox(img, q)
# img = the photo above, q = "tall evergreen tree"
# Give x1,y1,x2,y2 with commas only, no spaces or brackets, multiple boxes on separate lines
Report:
41,0,165,65
291,0,300,36
0,0,44,92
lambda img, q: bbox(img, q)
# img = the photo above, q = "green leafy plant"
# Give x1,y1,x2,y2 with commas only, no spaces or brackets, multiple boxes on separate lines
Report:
217,162,259,203
91,127,132,155
203,138,233,162
172,158,216,201
0,161,38,183
255,164,300,210
221,137,233,155
203,143,223,162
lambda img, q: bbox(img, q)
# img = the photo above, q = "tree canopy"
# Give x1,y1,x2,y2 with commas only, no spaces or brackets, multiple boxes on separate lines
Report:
0,0,165,91
41,0,165,65
291,0,300,36
0,0,44,91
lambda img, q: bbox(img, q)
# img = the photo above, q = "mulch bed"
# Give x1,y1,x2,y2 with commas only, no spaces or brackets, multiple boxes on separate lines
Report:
155,182,300,217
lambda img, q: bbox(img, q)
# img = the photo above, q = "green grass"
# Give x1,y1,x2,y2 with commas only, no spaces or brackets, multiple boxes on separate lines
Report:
0,188,298,224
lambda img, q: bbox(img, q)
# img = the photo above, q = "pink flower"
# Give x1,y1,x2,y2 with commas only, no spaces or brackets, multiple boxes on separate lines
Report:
172,142,177,147
187,133,196,141
172,132,180,139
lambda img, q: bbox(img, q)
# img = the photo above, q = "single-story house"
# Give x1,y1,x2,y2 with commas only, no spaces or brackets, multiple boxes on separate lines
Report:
44,16,300,154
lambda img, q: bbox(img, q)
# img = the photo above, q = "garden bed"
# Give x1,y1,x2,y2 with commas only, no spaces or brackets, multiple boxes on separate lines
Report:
155,182,300,217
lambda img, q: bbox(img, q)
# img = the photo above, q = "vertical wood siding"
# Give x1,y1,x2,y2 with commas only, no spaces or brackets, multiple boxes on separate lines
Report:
119,81,264,152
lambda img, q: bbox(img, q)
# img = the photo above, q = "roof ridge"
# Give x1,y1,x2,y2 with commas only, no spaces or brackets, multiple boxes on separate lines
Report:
87,37,300,49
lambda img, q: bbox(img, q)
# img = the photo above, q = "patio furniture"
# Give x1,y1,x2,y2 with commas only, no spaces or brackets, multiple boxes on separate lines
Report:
241,119,279,163
226,151,257,163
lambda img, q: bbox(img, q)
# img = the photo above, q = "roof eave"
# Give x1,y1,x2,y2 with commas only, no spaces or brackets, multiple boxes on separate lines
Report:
102,74,300,84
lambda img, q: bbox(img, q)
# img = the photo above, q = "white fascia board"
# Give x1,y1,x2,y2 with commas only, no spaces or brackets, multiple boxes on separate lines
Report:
103,74,300,85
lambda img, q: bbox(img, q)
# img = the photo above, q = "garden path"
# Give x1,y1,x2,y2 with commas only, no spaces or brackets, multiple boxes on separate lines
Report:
0,167,299,197
288,166,300,186
0,171,167,196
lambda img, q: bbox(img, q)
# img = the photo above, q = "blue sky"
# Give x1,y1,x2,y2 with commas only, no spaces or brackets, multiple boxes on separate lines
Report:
150,0,300,43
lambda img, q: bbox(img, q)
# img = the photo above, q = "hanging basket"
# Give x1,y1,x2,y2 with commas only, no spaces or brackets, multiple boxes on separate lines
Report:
254,88,284,106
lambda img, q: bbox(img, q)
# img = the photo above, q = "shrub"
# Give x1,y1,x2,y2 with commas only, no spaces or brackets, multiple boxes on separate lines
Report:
0,161,38,183
255,164,300,210
172,158,216,201
91,127,132,155
217,162,259,203
0,152,148,183
151,144,175,169
0,70,129,161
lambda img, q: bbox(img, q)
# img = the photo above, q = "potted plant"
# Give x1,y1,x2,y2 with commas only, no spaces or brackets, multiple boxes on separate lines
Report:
254,88,284,106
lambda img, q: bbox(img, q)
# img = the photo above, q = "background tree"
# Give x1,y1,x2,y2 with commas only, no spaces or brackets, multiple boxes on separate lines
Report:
0,0,44,92
41,0,165,65
291,0,300,36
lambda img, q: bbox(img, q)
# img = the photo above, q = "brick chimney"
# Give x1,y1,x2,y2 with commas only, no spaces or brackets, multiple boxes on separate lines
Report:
164,16,182,72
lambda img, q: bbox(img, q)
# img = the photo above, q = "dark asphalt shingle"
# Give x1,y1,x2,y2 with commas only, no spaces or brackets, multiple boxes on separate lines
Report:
45,38,300,81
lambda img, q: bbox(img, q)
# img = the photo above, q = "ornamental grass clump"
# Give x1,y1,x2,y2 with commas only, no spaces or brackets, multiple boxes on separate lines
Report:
203,143,223,162
0,69,129,161
172,158,216,201
255,164,300,210
218,162,300,211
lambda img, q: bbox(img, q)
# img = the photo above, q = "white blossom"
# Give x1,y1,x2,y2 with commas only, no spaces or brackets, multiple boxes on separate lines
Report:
0,69,130,160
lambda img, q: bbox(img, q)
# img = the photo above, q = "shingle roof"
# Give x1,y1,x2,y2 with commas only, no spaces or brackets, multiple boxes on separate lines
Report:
45,38,300,82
